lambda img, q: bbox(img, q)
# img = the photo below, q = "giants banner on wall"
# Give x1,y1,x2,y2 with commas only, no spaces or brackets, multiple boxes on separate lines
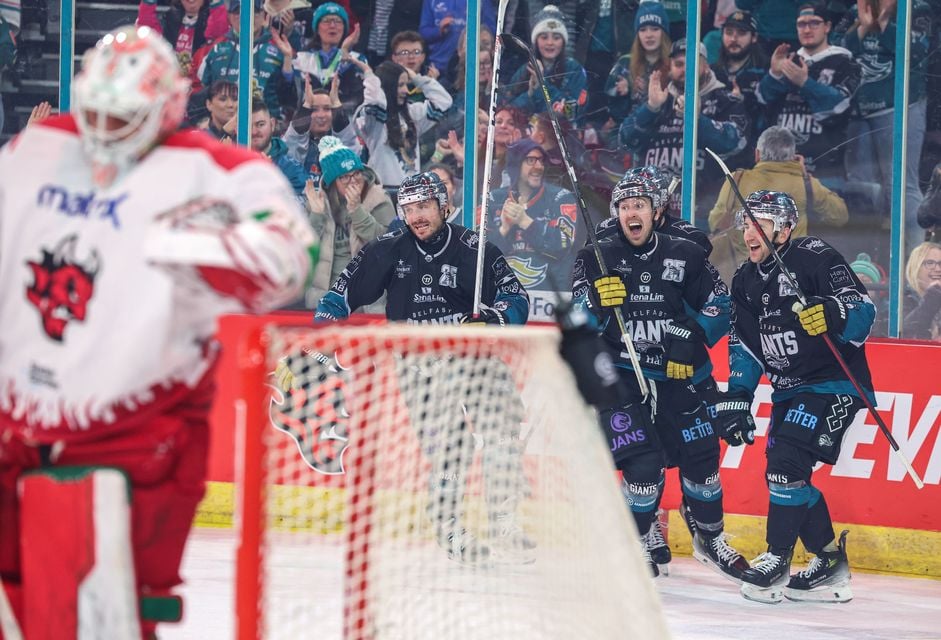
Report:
210,314,941,532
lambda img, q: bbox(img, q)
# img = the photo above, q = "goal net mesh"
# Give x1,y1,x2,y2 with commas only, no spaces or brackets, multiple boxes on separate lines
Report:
235,322,669,639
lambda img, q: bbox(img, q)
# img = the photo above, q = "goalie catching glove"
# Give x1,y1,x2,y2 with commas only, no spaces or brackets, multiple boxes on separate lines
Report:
709,389,756,446
794,296,846,337
662,320,703,380
591,275,627,308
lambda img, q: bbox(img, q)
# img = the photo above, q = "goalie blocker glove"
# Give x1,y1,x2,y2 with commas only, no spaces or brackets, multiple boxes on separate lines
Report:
709,389,756,446
795,296,847,337
662,320,703,380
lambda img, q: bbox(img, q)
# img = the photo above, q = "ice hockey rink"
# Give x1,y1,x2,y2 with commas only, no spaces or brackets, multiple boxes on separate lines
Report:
162,528,941,640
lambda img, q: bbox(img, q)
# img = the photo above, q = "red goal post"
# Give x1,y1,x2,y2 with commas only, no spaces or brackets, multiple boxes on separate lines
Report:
234,320,669,640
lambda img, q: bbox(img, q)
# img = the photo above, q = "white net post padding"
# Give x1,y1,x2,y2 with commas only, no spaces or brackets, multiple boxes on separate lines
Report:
235,323,670,640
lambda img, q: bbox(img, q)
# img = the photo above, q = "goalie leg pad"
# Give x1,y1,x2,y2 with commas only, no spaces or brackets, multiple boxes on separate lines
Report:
20,467,141,640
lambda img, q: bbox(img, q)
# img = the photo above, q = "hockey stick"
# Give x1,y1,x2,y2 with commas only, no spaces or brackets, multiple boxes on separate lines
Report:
503,33,650,400
472,0,512,316
705,147,925,489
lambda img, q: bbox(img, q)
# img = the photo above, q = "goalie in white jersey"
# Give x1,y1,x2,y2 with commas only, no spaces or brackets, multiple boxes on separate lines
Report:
0,26,317,638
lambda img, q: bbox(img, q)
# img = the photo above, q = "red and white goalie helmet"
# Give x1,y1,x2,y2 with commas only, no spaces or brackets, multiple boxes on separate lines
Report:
73,25,190,175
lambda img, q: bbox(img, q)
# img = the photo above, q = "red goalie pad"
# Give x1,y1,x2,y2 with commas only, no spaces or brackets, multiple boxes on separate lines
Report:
19,468,141,640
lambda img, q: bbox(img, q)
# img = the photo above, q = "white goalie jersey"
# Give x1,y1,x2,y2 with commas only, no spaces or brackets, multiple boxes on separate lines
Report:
0,116,316,438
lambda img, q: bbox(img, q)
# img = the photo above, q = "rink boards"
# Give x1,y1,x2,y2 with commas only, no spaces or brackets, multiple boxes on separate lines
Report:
198,313,941,578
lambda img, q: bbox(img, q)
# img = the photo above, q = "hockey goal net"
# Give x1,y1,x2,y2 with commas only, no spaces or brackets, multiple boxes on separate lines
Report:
234,321,669,640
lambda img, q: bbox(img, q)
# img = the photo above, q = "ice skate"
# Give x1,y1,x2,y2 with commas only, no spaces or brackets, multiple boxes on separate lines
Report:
640,538,660,578
740,549,791,603
679,497,698,538
644,518,671,576
785,530,853,603
692,531,749,582
436,518,491,567
490,511,537,564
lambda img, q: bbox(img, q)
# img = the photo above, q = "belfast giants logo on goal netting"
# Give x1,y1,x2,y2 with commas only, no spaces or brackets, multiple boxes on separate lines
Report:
268,348,350,475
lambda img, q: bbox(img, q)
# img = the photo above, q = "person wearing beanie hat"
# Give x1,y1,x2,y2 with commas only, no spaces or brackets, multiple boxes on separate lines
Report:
711,8,768,172
299,135,395,310
318,134,364,187
603,1,672,125
504,5,587,120
311,1,348,33
292,0,368,119
485,138,581,296
633,0,669,36
530,4,568,46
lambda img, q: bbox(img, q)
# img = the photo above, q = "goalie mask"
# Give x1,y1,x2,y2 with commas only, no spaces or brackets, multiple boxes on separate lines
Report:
73,26,190,184
396,171,450,220
735,190,799,233
609,176,663,218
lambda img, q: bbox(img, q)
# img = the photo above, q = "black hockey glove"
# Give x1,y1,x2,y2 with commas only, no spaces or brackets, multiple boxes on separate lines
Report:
556,300,630,408
662,320,702,380
460,307,507,326
795,296,847,337
709,389,756,446
590,275,627,308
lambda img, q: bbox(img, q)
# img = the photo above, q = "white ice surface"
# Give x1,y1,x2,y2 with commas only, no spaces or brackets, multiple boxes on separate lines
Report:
162,528,941,640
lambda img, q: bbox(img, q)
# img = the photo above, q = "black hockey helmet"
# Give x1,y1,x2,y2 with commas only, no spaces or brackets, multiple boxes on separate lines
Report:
736,190,799,232
610,175,663,217
396,171,449,220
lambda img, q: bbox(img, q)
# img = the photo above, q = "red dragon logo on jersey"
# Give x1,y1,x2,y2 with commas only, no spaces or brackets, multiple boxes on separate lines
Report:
26,235,100,341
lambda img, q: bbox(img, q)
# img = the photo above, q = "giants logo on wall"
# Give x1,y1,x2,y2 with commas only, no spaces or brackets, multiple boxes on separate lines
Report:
26,235,100,342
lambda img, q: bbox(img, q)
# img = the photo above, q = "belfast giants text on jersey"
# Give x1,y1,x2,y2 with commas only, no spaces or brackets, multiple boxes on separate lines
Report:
316,223,529,324
572,231,730,382
729,236,875,402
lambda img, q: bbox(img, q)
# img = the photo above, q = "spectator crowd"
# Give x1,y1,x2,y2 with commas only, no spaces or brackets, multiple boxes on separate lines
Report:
2,0,941,338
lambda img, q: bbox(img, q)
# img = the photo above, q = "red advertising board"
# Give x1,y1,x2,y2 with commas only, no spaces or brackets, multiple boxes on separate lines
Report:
208,314,941,532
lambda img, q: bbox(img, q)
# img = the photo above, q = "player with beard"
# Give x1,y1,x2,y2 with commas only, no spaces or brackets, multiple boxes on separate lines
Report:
488,139,580,296
721,190,875,604
571,175,749,581
596,166,712,255
711,10,768,170
313,172,532,566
